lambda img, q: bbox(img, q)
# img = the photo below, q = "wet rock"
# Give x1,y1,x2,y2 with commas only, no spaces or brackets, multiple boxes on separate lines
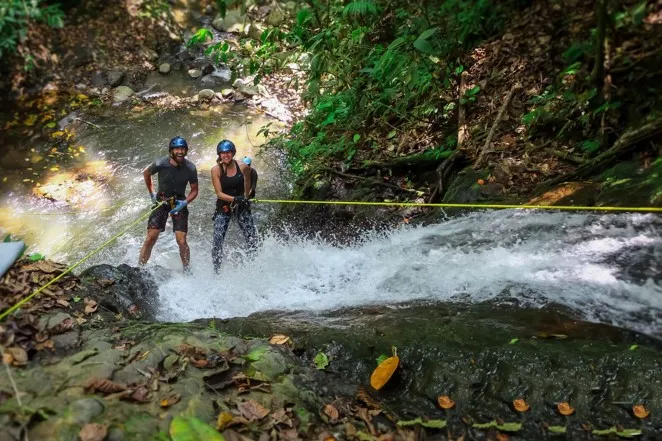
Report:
78,264,167,320
233,77,259,96
221,88,234,98
247,22,265,41
113,86,134,103
266,8,286,26
198,89,215,100
0,150,31,169
480,182,505,196
39,312,72,332
139,48,159,61
106,71,125,88
57,111,78,130
91,71,107,87
212,9,246,32
68,398,105,424
201,64,215,76
233,91,246,102
159,63,171,74
188,68,202,79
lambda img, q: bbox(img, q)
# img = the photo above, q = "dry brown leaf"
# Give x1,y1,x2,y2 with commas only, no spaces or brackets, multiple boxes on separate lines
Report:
369,356,399,390
438,395,455,410
513,398,530,412
192,358,209,368
6,347,28,366
79,423,107,441
2,352,14,365
129,386,150,402
269,334,291,345
557,402,574,416
237,399,270,421
323,404,339,423
56,299,70,307
85,378,127,394
496,432,510,441
319,431,336,441
84,298,98,314
633,404,650,419
160,392,181,408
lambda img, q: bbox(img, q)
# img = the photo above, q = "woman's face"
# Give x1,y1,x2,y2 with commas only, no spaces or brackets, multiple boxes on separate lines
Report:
219,151,234,165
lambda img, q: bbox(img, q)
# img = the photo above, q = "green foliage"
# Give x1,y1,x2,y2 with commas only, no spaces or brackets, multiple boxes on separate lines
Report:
187,28,213,47
169,416,225,441
343,0,378,18
0,0,64,60
314,352,329,369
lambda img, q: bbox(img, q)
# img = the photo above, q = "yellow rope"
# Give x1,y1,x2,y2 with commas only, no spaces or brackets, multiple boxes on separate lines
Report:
0,203,164,321
252,199,662,213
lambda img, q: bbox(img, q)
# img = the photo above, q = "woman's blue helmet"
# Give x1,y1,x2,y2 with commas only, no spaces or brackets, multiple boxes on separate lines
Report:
217,140,236,155
169,136,188,151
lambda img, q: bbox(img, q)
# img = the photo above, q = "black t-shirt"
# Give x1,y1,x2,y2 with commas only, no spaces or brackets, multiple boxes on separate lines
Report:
147,156,198,199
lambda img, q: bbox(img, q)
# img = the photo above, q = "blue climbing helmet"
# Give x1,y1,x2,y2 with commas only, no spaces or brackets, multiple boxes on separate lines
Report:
217,140,236,155
243,156,252,166
169,136,188,151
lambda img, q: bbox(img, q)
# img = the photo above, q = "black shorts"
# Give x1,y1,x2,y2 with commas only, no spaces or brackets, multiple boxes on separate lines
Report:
147,203,189,233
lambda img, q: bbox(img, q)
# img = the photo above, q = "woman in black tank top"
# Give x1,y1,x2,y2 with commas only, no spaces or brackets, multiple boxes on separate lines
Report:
210,140,257,273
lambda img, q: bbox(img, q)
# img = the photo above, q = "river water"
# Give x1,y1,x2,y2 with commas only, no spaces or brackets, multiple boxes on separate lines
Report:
1,107,661,338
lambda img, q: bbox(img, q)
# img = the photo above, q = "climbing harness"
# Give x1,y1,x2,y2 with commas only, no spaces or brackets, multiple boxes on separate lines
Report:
0,202,166,321
251,199,662,213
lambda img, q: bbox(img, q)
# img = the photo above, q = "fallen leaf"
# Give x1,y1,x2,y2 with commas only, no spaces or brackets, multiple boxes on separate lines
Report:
437,395,455,410
633,404,650,419
269,334,291,345
84,298,98,314
6,347,28,366
496,433,510,441
557,402,575,416
237,399,270,421
370,356,399,390
56,299,70,307
216,411,234,430
160,392,181,408
314,352,329,370
85,378,127,394
129,386,150,402
192,358,209,368
323,404,339,423
79,423,107,441
477,179,485,185
513,398,530,412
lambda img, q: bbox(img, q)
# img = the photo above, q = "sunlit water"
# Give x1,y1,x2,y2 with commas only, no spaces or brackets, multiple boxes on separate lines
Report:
1,108,661,337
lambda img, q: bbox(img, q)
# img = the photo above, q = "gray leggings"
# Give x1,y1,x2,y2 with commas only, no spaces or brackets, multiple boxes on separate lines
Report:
212,205,257,273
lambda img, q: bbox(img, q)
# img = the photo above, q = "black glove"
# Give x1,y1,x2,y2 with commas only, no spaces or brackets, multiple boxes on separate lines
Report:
233,195,247,205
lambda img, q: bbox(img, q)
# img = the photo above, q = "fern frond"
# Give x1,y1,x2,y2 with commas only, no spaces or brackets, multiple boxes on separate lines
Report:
342,0,378,18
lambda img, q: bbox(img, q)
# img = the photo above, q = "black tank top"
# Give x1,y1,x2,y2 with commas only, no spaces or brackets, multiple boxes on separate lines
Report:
219,160,244,198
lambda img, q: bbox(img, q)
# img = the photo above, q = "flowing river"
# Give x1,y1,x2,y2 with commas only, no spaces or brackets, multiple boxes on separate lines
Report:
1,107,661,338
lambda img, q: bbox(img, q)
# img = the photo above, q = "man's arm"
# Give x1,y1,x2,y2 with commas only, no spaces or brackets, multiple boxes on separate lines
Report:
143,167,155,194
186,182,199,204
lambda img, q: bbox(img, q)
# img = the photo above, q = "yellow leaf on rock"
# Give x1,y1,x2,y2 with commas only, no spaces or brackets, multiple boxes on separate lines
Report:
216,411,234,430
557,402,574,416
370,356,399,390
438,395,455,409
51,131,65,138
633,405,650,419
513,398,530,412
269,334,290,345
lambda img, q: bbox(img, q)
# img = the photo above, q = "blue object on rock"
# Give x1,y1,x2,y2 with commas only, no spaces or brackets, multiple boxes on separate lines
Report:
0,241,25,278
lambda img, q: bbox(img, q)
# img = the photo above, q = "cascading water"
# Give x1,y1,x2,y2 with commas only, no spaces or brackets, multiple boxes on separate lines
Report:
152,210,661,336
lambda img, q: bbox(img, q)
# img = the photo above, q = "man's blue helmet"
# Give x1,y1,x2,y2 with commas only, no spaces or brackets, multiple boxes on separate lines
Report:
169,136,188,151
243,156,252,166
217,140,236,155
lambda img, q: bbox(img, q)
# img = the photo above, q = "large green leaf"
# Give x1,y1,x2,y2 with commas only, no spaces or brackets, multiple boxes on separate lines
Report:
413,28,438,55
169,416,225,441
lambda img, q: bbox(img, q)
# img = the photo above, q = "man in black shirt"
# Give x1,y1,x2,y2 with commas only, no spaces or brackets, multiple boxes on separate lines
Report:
139,136,199,271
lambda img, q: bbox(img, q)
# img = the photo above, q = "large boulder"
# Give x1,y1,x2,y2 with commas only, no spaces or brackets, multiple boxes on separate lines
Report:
212,9,246,32
106,70,125,88
78,264,169,320
112,86,134,103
